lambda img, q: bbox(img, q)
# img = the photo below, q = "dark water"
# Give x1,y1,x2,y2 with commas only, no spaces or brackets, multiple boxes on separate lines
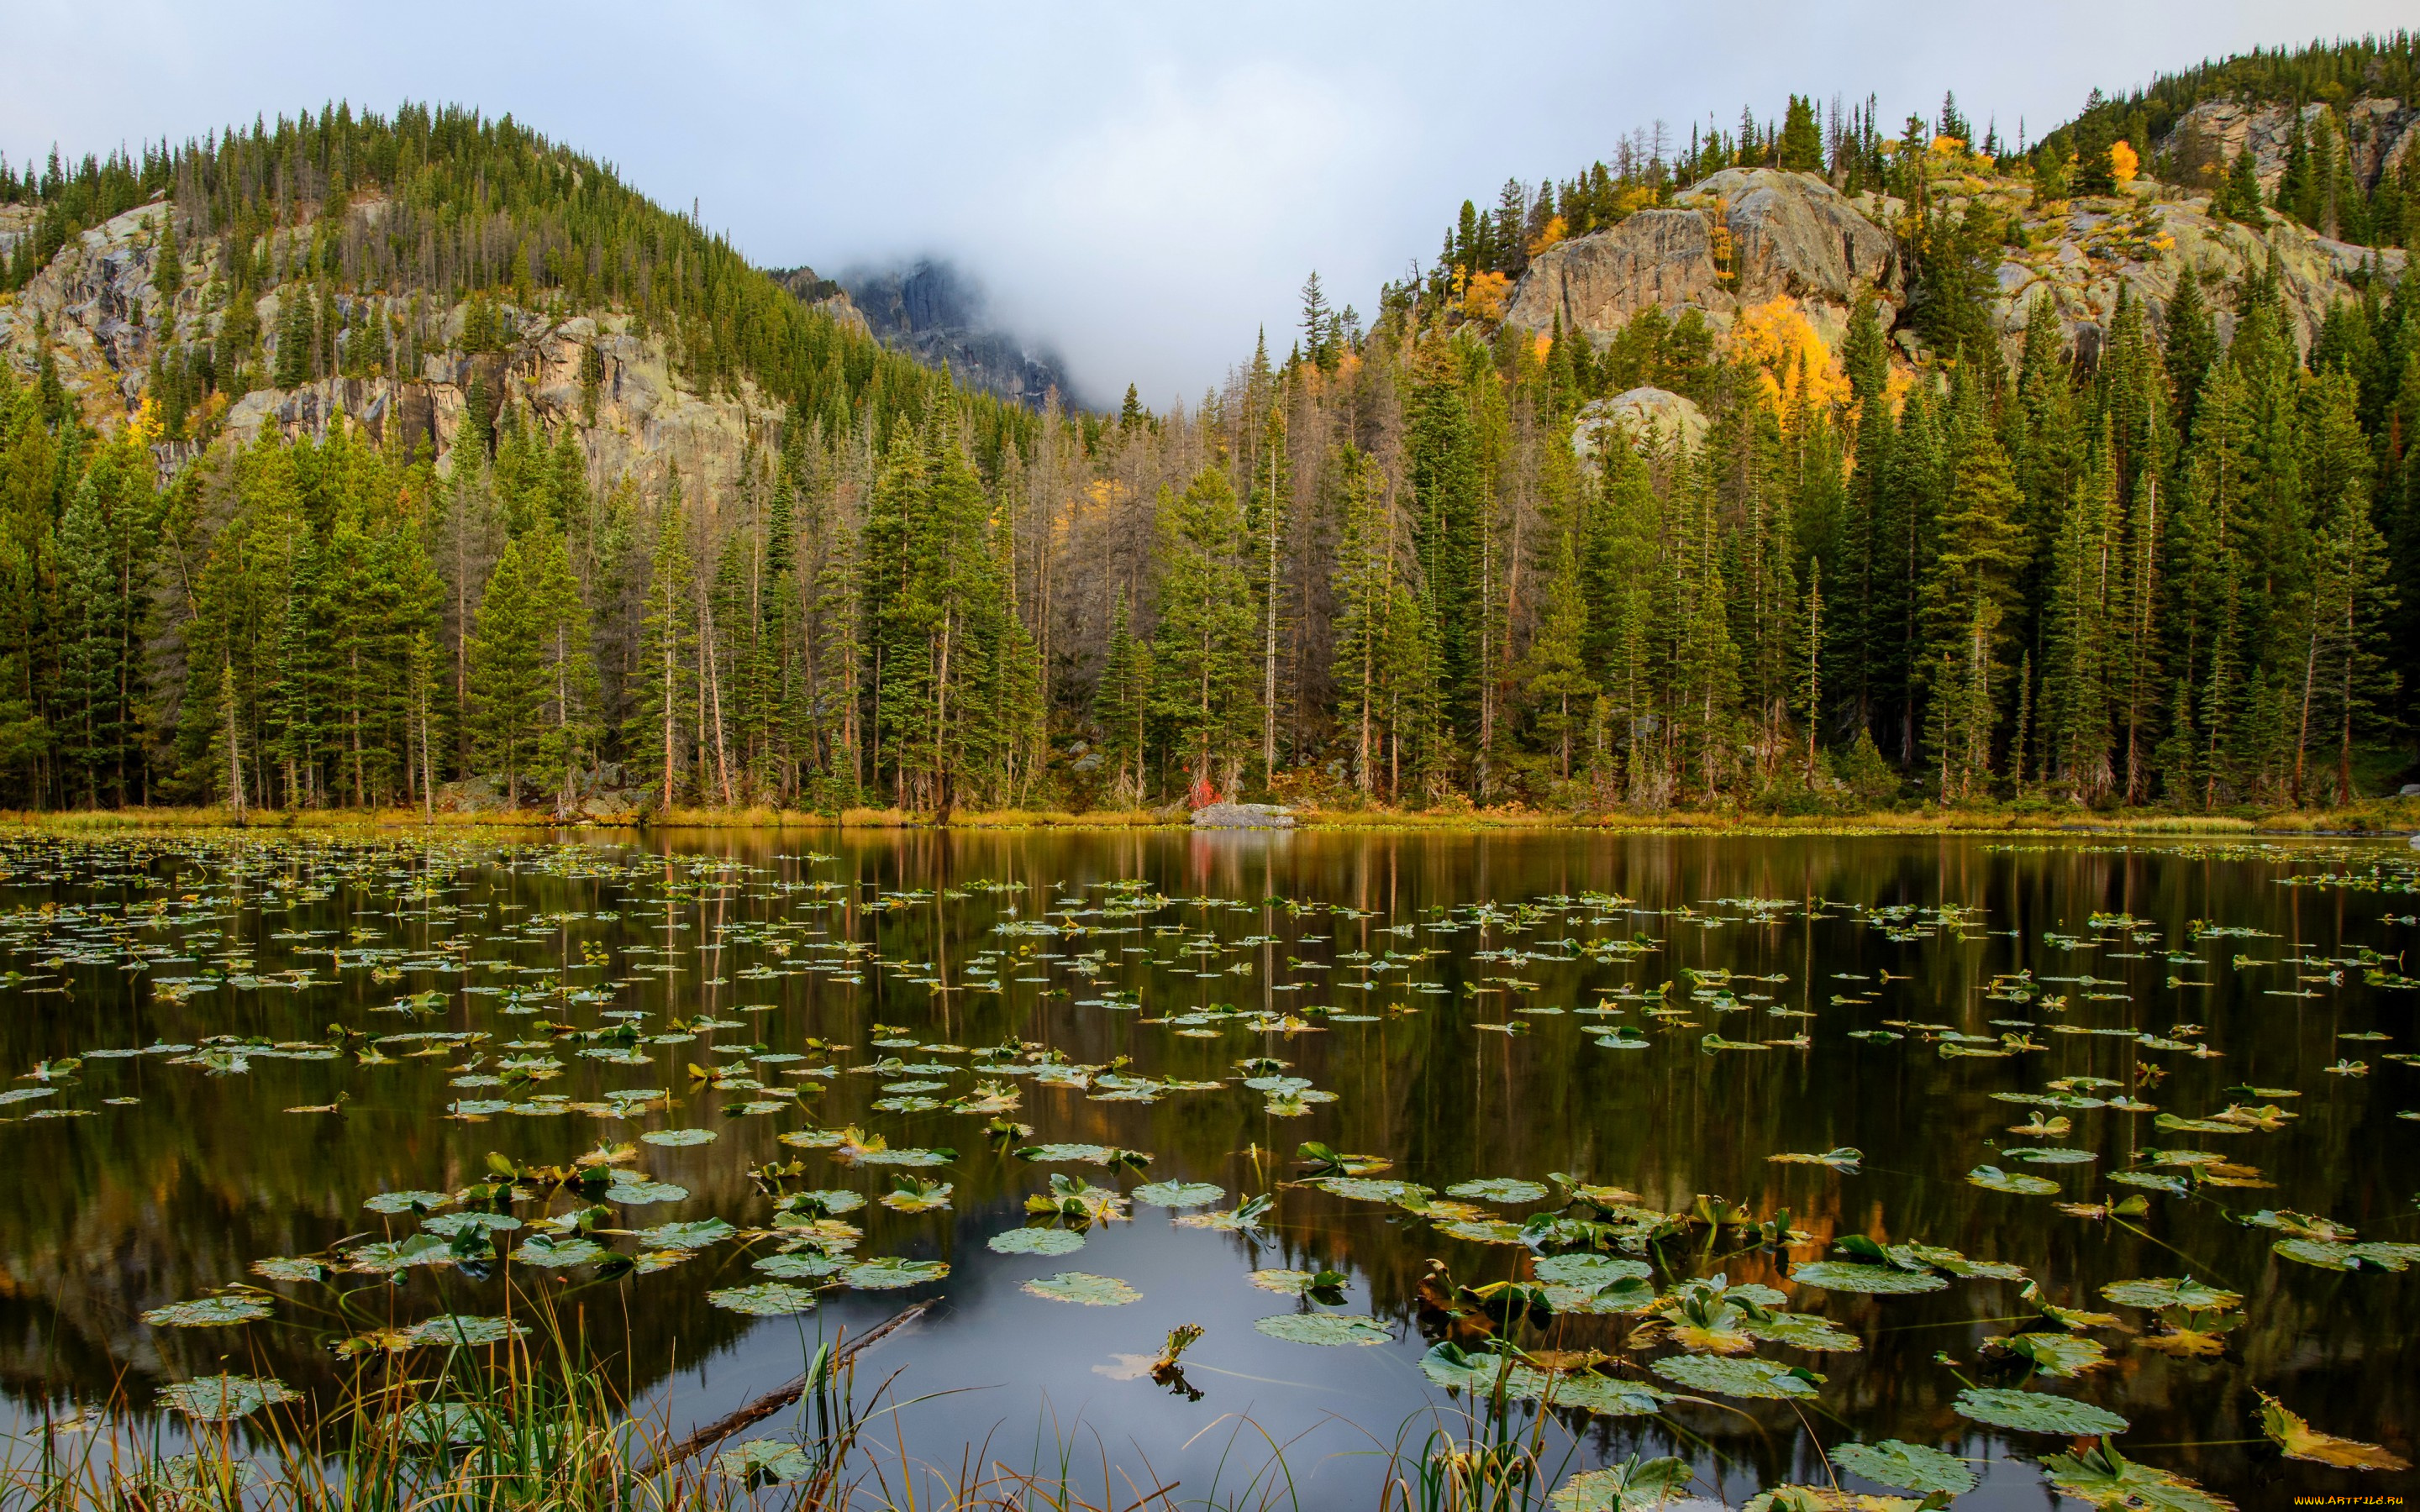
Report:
0,826,2414,1507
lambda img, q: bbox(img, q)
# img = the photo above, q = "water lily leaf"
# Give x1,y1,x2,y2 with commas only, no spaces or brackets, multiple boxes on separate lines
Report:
1254,1312,1390,1347
1131,1180,1225,1208
1533,1254,1652,1286
1951,1387,2128,1435
634,1218,734,1250
2349,1242,2420,1271
842,1256,947,1289
2101,1277,2242,1312
422,1211,523,1238
513,1234,607,1268
1549,1455,1694,1509
1967,1165,2060,1194
1316,1176,1429,1204
1828,1440,1976,1495
2006,1147,2097,1164
1444,1178,1548,1204
1748,1312,1863,1352
1436,1218,1527,1244
715,1438,818,1485
2256,1390,2408,1470
1419,1341,1510,1392
1650,1354,1822,1399
708,1283,818,1316
349,1234,455,1273
641,1127,717,1147
755,1251,849,1279
1021,1271,1139,1305
2273,1238,2360,1270
160,1374,297,1423
363,1189,449,1215
2110,1170,2191,1195
2043,1437,2235,1511
603,1179,688,1205
142,1295,274,1328
250,1257,326,1284
988,1227,1086,1256
1768,1147,1863,1171
1902,1244,2024,1280
850,1145,953,1168
1789,1263,1947,1295
1520,1372,1671,1416
1993,1331,2109,1376
408,1314,527,1347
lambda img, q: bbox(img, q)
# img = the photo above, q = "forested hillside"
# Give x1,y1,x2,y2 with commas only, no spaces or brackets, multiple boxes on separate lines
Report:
0,39,2414,819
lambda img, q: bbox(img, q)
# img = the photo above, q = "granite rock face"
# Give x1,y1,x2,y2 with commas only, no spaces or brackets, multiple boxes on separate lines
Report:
1503,170,1901,341
2160,97,2417,197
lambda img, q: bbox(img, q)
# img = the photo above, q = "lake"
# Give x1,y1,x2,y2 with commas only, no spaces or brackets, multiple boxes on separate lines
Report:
0,826,2412,1508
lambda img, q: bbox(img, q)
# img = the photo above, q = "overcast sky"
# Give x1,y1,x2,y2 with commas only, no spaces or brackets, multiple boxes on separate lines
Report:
6,1,2409,406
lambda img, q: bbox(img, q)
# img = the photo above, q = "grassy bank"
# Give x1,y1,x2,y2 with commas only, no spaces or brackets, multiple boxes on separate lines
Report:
2,797,2412,838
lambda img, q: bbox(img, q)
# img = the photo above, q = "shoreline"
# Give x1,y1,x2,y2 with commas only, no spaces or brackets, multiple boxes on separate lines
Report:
0,798,2412,839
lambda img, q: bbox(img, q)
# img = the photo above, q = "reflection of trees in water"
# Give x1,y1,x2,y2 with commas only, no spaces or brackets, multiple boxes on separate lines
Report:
0,831,2409,1492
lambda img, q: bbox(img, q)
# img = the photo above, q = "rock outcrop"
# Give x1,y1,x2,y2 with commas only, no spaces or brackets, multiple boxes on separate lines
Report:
828,258,1081,411
1503,170,1901,341
0,195,784,513
2160,97,2418,197
1574,387,1706,471
1502,148,2404,372
1191,802,1294,830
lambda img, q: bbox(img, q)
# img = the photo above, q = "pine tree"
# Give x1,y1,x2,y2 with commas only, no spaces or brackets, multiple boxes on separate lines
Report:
1150,468,1258,795
629,478,697,808
1521,530,1596,780
1778,96,1824,172
1095,585,1150,805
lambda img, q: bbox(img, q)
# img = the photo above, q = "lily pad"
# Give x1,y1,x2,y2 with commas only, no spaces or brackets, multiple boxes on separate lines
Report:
1650,1354,1823,1399
842,1256,948,1289
408,1314,529,1347
1131,1180,1225,1209
755,1251,849,1279
1789,1263,1947,1295
142,1295,274,1328
364,1189,449,1215
1951,1387,2128,1435
2101,1277,2242,1312
641,1127,717,1147
1444,1178,1548,1204
1549,1456,1694,1509
634,1218,734,1250
708,1283,818,1316
160,1374,297,1423
603,1179,688,1205
987,1227,1086,1257
1253,1312,1391,1347
1828,1441,1976,1495
1533,1254,1652,1286
513,1234,607,1268
715,1438,819,1484
1967,1164,2061,1195
1021,1271,1139,1305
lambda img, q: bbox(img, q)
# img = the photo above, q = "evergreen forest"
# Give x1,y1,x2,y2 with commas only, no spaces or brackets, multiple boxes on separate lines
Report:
1,39,2414,818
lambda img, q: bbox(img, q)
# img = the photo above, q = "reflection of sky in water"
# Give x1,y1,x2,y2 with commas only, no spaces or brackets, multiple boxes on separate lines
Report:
0,829,2412,1504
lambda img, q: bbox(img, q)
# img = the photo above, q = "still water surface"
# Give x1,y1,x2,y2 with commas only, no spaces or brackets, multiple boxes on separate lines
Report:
0,827,2413,1506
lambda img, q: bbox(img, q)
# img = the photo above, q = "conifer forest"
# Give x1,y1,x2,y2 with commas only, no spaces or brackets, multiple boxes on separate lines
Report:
2,37,2417,821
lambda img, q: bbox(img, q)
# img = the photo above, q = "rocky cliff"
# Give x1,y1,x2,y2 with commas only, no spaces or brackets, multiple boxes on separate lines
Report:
2160,96,2418,197
1501,151,2405,370
829,258,1080,411
0,197,781,512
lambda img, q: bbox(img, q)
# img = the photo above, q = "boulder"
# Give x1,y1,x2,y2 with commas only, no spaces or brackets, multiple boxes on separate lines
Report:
1574,388,1707,469
1191,803,1295,830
